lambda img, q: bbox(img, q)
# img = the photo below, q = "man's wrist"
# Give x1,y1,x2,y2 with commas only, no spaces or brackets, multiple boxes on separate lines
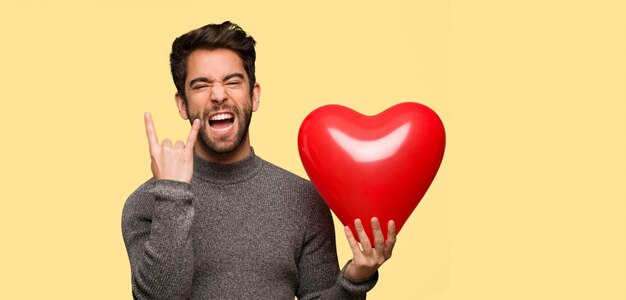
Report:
342,260,376,282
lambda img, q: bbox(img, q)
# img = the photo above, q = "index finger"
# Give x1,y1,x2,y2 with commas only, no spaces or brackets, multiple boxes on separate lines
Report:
144,112,159,149
344,226,364,259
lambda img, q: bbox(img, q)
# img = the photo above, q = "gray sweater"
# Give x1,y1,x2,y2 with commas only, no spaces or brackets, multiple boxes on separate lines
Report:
122,150,378,299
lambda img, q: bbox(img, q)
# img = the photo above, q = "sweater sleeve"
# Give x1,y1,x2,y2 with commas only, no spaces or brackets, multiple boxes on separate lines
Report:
296,191,378,300
121,179,195,300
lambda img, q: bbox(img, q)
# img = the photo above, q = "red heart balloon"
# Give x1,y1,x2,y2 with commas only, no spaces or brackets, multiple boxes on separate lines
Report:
298,102,446,243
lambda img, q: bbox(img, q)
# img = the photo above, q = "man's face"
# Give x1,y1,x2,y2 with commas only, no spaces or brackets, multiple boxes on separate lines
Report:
176,48,260,156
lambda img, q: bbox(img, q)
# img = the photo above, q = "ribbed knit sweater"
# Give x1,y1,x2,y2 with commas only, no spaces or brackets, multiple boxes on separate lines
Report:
122,149,378,299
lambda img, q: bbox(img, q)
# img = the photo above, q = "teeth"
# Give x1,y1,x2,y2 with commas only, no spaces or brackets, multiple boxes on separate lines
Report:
210,113,233,121
213,125,233,132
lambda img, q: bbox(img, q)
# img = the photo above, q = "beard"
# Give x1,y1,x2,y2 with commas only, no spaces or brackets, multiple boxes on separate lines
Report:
189,102,253,156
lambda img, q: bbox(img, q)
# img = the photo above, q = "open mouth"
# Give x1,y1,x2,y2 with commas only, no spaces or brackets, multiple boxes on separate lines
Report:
208,113,235,132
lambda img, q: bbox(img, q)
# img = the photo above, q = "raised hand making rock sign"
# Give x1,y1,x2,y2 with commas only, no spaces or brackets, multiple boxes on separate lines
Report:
144,112,199,184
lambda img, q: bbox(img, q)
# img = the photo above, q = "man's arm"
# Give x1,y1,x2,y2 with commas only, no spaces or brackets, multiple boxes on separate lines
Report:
121,113,200,299
122,180,195,299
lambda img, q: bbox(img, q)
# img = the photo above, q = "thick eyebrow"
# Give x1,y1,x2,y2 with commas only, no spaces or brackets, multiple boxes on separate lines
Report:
189,77,210,87
188,73,245,87
223,73,245,81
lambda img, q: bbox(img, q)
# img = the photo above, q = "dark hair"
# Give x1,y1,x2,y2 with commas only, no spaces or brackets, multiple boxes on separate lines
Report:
170,21,257,100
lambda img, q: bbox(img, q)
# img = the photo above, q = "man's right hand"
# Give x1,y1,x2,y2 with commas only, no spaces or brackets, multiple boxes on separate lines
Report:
144,112,200,184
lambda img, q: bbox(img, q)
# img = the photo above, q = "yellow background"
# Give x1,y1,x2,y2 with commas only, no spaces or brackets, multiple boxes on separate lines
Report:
1,0,624,299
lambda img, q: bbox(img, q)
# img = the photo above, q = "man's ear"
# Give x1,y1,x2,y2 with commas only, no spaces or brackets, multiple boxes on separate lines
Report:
252,82,261,112
175,93,189,120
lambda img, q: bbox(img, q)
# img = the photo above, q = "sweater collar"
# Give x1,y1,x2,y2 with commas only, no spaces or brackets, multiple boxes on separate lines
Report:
192,148,261,184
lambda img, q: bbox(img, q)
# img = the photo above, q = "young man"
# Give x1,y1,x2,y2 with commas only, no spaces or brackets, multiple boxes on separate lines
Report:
122,21,397,299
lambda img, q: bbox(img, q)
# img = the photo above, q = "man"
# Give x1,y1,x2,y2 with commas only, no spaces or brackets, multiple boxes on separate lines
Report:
122,21,397,299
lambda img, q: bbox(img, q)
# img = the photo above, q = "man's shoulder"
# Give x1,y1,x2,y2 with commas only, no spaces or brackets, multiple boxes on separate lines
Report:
258,157,313,185
122,178,158,215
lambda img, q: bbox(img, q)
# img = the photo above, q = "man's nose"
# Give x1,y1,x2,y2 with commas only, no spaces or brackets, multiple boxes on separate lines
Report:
210,83,228,104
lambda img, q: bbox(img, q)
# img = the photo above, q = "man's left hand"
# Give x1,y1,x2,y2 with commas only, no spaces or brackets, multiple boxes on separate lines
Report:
343,217,397,281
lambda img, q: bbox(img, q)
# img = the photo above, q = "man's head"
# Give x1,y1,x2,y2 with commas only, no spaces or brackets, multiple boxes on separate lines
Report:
170,21,260,163
170,21,257,100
